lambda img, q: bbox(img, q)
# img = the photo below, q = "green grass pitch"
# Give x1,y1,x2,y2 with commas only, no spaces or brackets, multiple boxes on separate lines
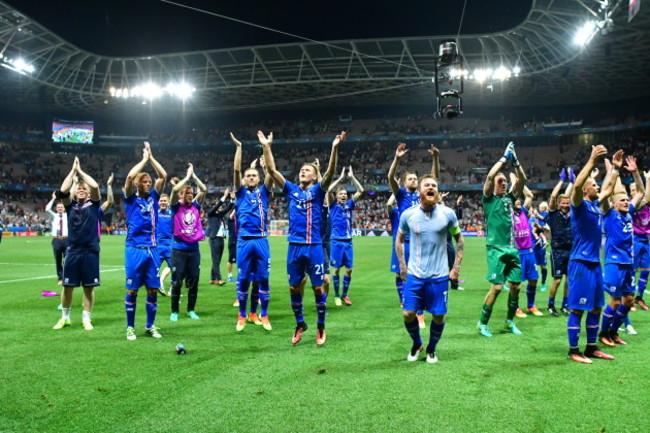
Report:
1,235,649,433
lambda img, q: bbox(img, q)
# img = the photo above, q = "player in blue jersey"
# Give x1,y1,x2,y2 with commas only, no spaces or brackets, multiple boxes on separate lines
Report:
546,168,575,317
156,194,173,296
566,145,620,363
327,166,364,306
231,132,274,332
599,157,649,346
396,174,464,363
52,157,103,331
169,164,207,321
123,142,167,341
261,129,345,345
388,142,440,328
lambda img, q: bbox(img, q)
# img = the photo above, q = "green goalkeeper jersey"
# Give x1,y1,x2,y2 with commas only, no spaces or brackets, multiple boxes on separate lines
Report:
482,192,516,247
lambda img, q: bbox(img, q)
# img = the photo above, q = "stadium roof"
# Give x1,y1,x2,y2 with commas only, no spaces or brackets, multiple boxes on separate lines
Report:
0,0,648,116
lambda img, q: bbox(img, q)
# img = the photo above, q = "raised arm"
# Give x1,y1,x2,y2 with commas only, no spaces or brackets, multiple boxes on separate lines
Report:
388,143,408,196
125,145,150,197
484,148,509,197
232,132,243,190
509,144,527,198
625,155,645,201
46,192,57,216
59,157,79,205
192,171,207,204
522,185,534,211
146,142,167,194
321,131,345,191
171,164,193,204
259,131,286,190
549,169,567,211
102,173,114,213
257,155,274,190
328,166,346,193
572,145,607,207
599,150,623,214
348,166,364,201
76,161,101,201
428,144,440,180
387,194,396,214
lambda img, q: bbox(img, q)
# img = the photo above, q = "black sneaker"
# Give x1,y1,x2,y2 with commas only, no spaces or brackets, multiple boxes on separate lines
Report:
548,305,560,317
561,306,571,316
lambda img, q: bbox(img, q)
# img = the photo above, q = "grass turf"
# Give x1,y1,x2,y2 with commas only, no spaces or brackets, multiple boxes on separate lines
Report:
1,235,649,433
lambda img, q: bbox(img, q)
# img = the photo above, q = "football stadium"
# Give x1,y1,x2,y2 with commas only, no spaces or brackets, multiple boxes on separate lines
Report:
1,0,650,432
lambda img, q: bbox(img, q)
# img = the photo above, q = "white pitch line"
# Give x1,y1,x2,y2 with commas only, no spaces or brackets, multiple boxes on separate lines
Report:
0,267,125,284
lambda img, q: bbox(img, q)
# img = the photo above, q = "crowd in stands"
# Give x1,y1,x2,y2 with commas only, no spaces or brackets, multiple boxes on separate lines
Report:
1,114,649,234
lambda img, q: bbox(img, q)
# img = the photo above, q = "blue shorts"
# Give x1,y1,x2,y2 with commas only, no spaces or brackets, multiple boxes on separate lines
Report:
551,249,570,278
158,244,172,268
402,274,449,315
603,263,635,297
390,240,410,273
634,237,649,270
125,246,161,290
518,251,539,282
63,250,100,287
287,243,325,287
534,243,547,266
237,237,271,281
567,259,605,311
330,238,353,269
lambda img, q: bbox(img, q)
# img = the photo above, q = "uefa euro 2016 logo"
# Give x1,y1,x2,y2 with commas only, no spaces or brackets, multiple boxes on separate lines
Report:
183,210,196,227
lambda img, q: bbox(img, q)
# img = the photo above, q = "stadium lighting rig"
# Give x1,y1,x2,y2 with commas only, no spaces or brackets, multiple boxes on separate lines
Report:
108,82,196,101
573,0,622,46
0,53,35,75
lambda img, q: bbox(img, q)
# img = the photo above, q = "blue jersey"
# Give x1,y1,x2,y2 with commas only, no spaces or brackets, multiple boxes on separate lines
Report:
390,208,400,240
537,210,549,227
283,181,325,244
330,199,355,240
547,209,572,250
398,204,459,279
235,185,270,238
603,204,635,265
396,187,420,242
125,189,159,247
156,208,173,247
66,199,101,253
570,199,602,262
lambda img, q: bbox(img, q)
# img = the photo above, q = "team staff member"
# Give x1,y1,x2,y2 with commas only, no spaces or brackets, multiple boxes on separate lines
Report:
46,191,68,285
206,189,234,286
169,164,207,321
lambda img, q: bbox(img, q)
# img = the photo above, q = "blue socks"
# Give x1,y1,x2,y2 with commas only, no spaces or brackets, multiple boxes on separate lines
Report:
125,292,137,328
567,312,581,348
540,267,548,285
315,290,327,325
526,284,536,309
332,275,340,297
237,279,250,318
250,284,260,314
342,275,351,297
600,305,615,334
638,270,649,298
258,279,270,317
427,322,445,354
290,291,304,323
610,304,631,332
405,319,422,347
145,293,157,328
396,276,404,304
586,311,600,345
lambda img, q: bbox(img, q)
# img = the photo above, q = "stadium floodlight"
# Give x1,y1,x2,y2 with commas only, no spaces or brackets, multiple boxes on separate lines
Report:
574,21,597,46
493,66,512,81
131,83,163,99
0,55,35,75
434,40,463,119
165,82,196,100
473,68,492,83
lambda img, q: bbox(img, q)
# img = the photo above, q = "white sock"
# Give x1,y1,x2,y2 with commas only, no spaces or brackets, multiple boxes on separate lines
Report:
62,308,71,320
82,310,92,322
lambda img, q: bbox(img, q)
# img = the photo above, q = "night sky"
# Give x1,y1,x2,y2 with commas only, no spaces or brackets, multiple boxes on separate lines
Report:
6,0,532,56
